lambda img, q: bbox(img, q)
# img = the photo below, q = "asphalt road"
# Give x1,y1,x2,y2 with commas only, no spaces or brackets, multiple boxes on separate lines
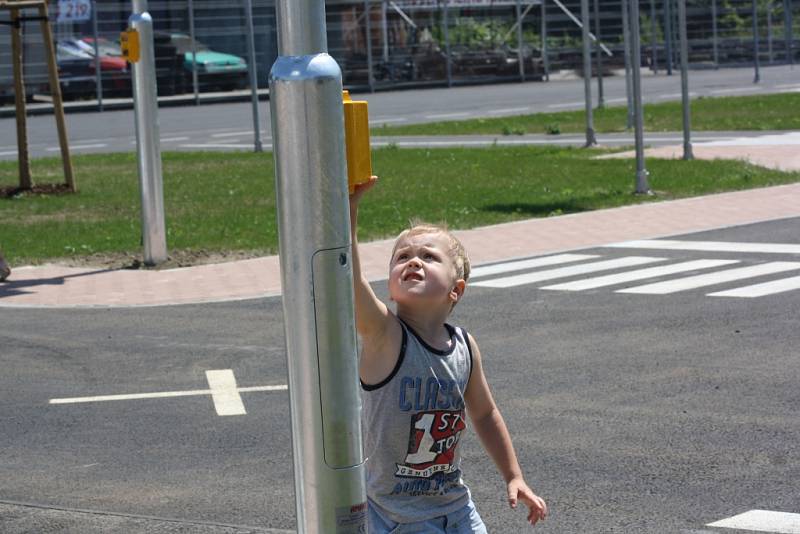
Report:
0,64,798,160
1,217,798,533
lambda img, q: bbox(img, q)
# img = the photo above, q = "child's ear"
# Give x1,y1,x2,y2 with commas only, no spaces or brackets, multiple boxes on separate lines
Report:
450,279,466,303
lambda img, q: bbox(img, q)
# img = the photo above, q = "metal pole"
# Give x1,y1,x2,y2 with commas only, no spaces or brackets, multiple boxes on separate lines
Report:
785,0,794,65
188,0,199,103
516,0,526,81
244,0,262,152
767,0,773,64
650,0,658,72
677,0,693,160
712,0,719,68
593,0,603,107
629,0,651,194
381,0,389,63
542,0,550,81
753,0,761,83
365,0,375,91
268,1,366,532
130,0,167,265
622,0,635,129
581,0,596,146
443,0,453,87
664,0,673,74
92,0,103,112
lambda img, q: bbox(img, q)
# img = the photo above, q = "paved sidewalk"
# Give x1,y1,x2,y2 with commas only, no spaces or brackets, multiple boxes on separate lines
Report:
1,181,798,309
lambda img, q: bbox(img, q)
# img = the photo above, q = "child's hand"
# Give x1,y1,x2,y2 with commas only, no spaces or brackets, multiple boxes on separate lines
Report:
350,175,378,205
508,477,547,527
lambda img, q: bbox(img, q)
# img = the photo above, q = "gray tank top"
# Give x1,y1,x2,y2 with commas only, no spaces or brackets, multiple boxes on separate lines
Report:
361,320,474,524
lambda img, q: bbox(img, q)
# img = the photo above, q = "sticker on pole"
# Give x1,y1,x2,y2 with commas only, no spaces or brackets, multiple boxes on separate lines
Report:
57,0,92,23
335,502,367,533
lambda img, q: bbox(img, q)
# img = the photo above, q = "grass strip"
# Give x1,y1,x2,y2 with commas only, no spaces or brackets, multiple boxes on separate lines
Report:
1,146,798,265
371,92,800,136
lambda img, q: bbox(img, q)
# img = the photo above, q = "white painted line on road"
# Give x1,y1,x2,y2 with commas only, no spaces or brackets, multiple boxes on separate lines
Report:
473,256,665,288
425,112,471,120
617,262,800,295
548,101,583,109
179,143,263,149
471,254,599,279
487,107,530,114
0,150,17,157
205,369,246,416
370,117,408,124
541,259,739,291
47,143,106,151
710,87,756,95
160,136,190,142
708,274,800,298
707,509,800,533
212,131,254,138
775,83,800,89
606,240,800,254
605,98,627,104
371,139,585,148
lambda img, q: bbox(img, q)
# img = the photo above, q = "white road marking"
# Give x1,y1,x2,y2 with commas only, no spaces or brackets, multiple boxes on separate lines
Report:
212,131,255,138
205,369,246,416
487,107,530,114
710,87,756,94
708,274,800,298
369,117,408,124
48,143,106,151
0,150,17,156
548,101,584,108
775,83,800,89
473,256,665,288
49,385,286,404
707,509,800,533
160,136,190,142
605,98,628,104
424,112,471,119
471,254,599,279
541,259,739,291
606,240,800,255
179,143,267,149
618,262,800,294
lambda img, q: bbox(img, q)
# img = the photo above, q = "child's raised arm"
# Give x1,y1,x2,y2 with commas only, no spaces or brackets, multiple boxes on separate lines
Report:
464,333,548,528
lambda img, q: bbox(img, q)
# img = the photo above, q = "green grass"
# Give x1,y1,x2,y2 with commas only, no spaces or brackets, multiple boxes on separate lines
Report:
372,92,800,136
1,146,798,265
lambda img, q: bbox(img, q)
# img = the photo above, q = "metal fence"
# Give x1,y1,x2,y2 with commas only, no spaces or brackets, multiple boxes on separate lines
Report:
1,0,798,107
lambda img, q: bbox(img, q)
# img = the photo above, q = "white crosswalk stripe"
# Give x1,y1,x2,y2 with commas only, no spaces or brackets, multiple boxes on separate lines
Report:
707,509,800,533
708,274,800,298
606,240,800,255
617,262,800,295
540,259,740,291
470,254,598,279
472,256,665,288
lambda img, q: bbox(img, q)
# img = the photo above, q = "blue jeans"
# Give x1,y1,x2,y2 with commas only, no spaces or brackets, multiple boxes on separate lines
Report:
368,499,488,534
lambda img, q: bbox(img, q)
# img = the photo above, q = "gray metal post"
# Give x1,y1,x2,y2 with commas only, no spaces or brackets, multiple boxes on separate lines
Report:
130,0,167,265
650,0,658,72
712,0,719,68
593,0,603,107
365,0,375,91
244,0,262,152
581,0,596,146
767,0,773,63
268,1,366,532
629,0,651,194
677,0,693,160
516,0,526,81
542,0,550,81
381,0,389,63
664,0,673,74
188,0,199,103
91,0,103,111
443,0,453,87
622,0,634,129
753,0,761,83
785,0,794,65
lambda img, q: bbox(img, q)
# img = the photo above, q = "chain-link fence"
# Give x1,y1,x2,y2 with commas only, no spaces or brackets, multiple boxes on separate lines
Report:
1,0,798,107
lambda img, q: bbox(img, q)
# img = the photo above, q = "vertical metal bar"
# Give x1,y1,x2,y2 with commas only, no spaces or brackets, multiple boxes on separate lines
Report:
677,0,693,160
443,0,452,87
92,0,103,111
712,0,719,68
244,0,262,152
516,0,525,81
581,0,596,146
753,0,761,83
269,1,367,532
593,0,603,107
381,0,389,63
365,0,375,91
130,0,167,265
785,0,794,65
542,0,550,81
10,8,31,190
188,0,199,103
650,0,658,72
629,0,651,193
664,0,673,74
767,0,773,63
622,0,634,129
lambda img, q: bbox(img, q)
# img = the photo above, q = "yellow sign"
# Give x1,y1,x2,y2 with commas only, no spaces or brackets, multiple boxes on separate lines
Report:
343,90,372,194
120,29,140,63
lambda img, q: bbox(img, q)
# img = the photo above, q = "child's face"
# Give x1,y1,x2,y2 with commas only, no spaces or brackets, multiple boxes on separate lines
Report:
389,232,463,310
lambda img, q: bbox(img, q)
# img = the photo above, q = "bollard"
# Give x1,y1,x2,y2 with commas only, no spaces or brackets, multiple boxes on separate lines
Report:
268,1,367,532
629,0,651,194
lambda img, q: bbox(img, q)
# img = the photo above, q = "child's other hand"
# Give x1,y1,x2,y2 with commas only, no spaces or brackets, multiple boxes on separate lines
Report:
350,176,378,204
507,477,547,527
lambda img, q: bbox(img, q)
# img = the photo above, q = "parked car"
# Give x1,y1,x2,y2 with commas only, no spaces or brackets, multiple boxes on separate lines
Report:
154,32,248,92
56,42,96,99
62,38,131,96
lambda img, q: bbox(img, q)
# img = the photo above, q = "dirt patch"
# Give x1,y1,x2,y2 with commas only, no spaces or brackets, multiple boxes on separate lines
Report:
48,248,271,270
0,183,74,199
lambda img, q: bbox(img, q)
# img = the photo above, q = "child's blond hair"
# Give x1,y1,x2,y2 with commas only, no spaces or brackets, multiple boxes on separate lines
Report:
392,220,471,282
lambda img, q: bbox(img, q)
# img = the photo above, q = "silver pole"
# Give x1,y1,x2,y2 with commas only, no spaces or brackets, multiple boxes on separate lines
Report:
581,0,596,146
269,1,366,532
650,0,658,72
622,0,634,129
365,0,375,91
244,0,262,152
443,0,453,87
785,0,794,65
593,0,603,107
712,0,719,68
188,0,199,103
516,0,526,81
767,0,773,64
629,0,651,194
664,0,673,74
381,0,389,63
92,0,103,112
753,0,761,83
677,0,693,160
542,0,550,81
130,0,167,265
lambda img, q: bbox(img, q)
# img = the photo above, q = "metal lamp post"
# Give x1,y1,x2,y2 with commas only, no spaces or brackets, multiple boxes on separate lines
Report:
677,0,693,160
581,0,597,146
268,1,367,532
629,0,651,194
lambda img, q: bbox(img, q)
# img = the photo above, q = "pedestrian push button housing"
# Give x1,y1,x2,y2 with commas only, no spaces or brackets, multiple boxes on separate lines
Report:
120,29,140,63
343,90,372,194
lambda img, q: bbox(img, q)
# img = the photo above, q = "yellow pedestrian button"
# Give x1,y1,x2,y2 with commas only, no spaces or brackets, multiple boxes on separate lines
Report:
343,90,372,194
120,29,140,63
